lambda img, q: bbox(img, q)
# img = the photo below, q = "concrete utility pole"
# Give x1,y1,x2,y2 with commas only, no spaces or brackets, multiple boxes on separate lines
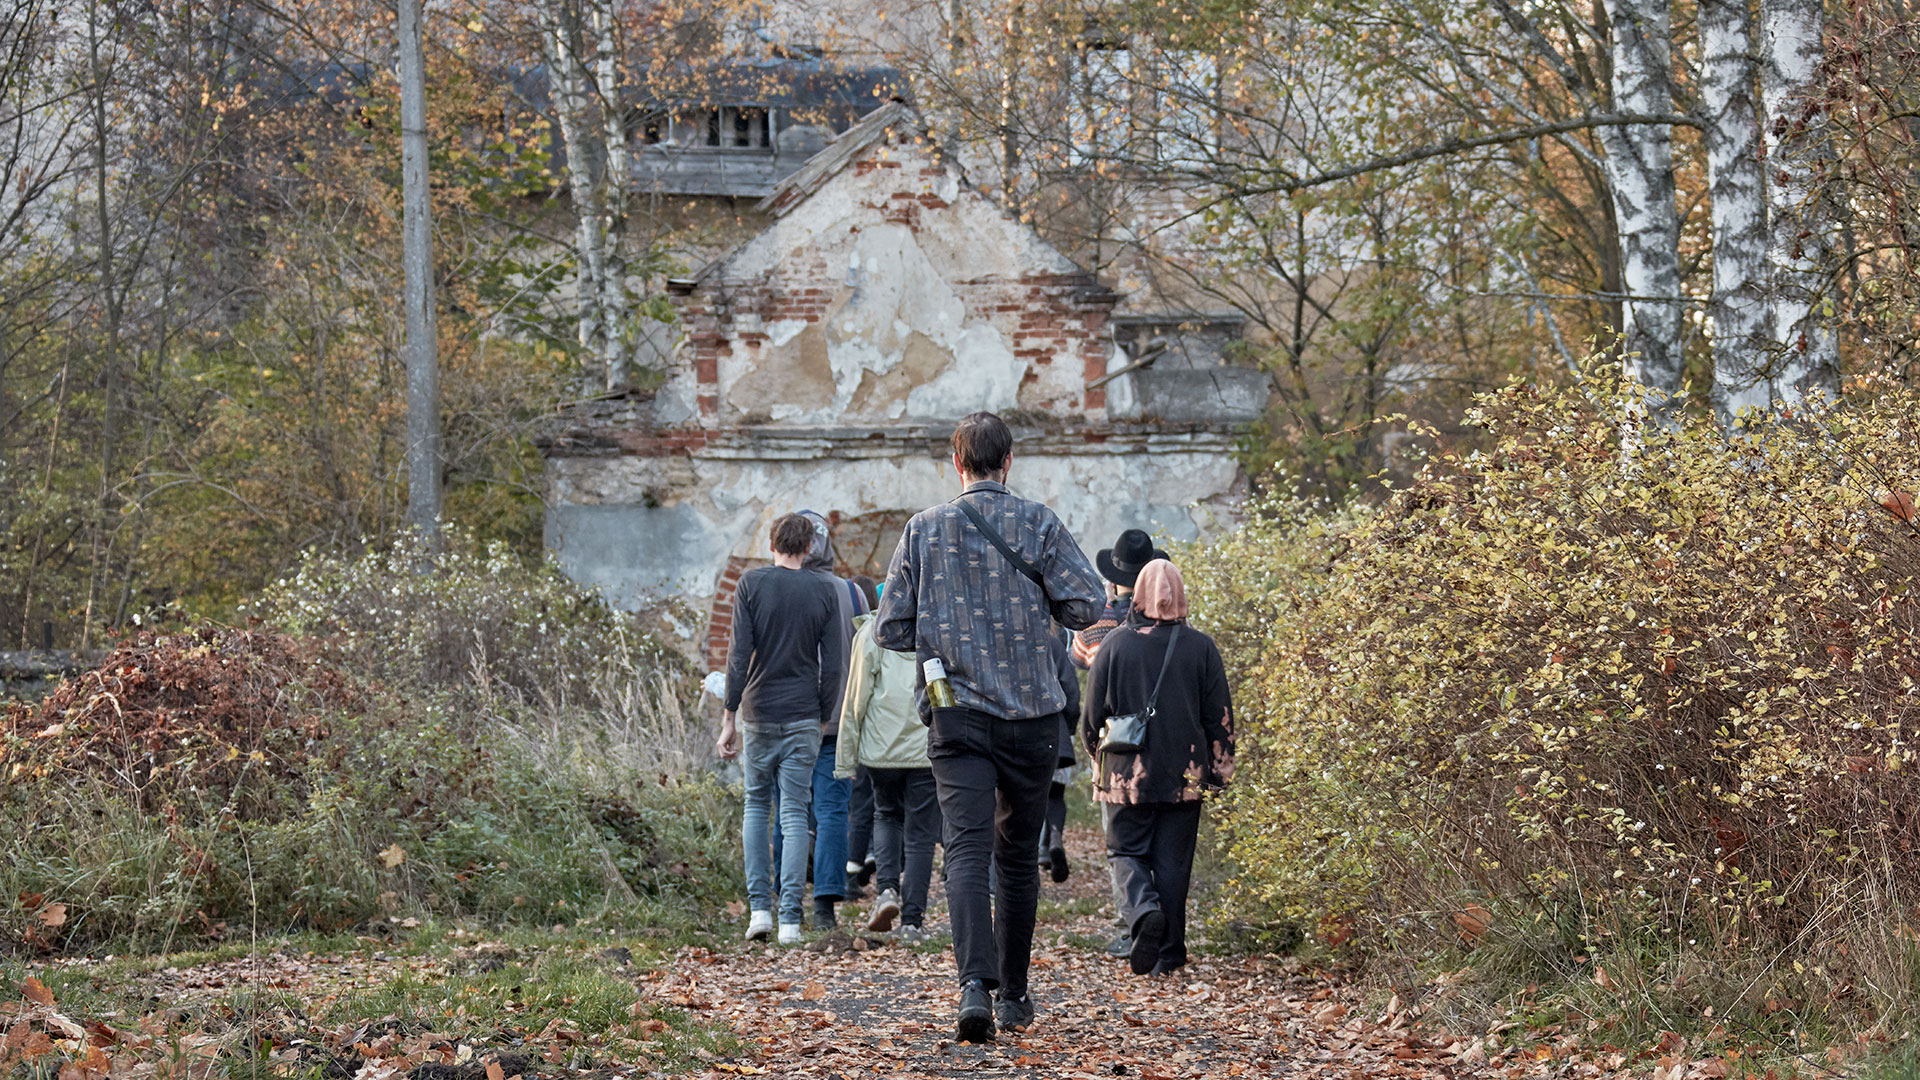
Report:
399,0,441,545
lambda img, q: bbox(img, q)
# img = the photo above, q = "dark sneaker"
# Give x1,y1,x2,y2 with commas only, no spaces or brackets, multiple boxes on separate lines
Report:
854,858,877,890
1105,932,1133,958
956,980,995,1043
812,897,838,930
994,991,1035,1033
1129,910,1166,976
1047,845,1070,883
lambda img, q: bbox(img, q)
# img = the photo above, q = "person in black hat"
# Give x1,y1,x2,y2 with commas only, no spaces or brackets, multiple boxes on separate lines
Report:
1073,528,1167,668
1096,528,1169,591
1072,528,1170,956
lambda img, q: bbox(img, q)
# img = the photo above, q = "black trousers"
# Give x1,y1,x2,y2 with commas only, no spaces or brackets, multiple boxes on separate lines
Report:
847,766,876,868
1107,801,1204,972
928,706,1059,995
869,766,940,925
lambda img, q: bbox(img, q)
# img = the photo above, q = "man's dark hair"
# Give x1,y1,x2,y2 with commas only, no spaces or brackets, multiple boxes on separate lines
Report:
850,574,879,609
951,411,1013,477
769,512,815,557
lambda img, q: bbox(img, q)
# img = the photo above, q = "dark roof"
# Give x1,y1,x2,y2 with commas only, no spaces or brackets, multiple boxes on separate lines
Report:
633,58,904,110
242,56,899,117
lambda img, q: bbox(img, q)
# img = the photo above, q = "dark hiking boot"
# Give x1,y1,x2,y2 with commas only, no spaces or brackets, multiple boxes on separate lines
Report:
994,991,1035,1033
812,896,838,930
956,980,995,1043
1129,910,1166,976
1047,844,1070,883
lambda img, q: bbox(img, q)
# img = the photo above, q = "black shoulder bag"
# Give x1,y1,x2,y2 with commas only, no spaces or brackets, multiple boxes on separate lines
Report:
1098,626,1180,755
951,495,1046,591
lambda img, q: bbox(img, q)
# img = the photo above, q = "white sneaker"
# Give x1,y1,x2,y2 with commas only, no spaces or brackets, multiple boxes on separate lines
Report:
745,910,773,942
777,922,803,945
867,888,902,933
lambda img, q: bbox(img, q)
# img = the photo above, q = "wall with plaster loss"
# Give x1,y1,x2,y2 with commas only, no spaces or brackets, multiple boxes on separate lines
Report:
540,105,1247,664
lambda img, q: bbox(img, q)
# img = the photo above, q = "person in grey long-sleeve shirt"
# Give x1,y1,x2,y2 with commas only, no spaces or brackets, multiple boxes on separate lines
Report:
715,513,848,940
721,563,846,724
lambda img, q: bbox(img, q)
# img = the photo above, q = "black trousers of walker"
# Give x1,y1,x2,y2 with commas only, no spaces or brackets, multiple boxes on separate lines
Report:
868,766,940,926
1106,800,1204,972
928,706,1059,997
847,766,876,870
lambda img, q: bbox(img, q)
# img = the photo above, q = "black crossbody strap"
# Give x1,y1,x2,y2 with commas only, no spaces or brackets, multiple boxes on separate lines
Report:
1143,626,1181,714
951,495,1046,590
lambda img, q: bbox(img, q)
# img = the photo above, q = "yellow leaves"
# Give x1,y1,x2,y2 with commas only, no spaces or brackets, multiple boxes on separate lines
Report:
377,844,407,868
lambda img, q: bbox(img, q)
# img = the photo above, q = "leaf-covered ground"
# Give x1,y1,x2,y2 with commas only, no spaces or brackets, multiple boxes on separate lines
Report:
639,824,1459,1079
10,824,1842,1079
2,825,1466,1080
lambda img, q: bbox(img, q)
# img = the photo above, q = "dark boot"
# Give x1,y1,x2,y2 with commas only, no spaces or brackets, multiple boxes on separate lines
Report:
957,980,995,1043
1129,910,1166,976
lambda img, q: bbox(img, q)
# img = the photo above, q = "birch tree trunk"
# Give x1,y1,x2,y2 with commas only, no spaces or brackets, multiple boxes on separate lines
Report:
538,1,628,390
1760,0,1839,406
1599,0,1685,424
589,0,630,390
1699,0,1772,427
398,0,440,543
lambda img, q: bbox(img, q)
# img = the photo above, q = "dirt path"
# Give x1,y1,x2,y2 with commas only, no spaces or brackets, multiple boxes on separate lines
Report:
645,826,1466,1079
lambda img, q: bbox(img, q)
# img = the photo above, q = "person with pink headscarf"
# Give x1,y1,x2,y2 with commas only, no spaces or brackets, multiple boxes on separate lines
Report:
1080,558,1235,976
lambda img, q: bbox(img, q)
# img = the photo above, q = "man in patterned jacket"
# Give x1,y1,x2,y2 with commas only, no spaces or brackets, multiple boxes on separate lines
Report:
875,411,1104,1043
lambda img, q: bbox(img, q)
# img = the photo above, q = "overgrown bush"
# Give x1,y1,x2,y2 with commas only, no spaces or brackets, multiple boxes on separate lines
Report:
0,543,737,952
261,532,712,776
1194,374,1920,1031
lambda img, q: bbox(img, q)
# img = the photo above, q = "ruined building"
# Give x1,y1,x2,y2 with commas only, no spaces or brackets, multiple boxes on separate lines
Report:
541,102,1257,667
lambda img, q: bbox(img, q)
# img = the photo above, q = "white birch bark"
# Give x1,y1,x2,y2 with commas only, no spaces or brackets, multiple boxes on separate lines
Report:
538,1,625,389
1699,0,1773,427
1599,0,1685,424
1760,0,1839,407
590,0,630,390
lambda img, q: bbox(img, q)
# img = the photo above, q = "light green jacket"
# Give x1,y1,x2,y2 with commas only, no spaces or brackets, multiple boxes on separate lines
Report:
834,615,930,775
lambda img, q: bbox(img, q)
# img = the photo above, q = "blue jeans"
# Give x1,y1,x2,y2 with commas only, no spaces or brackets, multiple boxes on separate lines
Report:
742,717,821,925
771,738,852,904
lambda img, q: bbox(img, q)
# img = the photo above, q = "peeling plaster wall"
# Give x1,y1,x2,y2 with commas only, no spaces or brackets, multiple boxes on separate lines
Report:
543,117,1247,665
546,444,1243,653
664,134,1114,427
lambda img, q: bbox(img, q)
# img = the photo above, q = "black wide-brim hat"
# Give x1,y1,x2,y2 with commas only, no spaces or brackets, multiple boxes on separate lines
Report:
1096,528,1168,587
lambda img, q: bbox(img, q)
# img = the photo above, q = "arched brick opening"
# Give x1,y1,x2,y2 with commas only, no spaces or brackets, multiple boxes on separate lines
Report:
705,555,767,674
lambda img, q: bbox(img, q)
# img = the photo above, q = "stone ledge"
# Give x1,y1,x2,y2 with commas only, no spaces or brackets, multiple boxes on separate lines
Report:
541,422,1243,460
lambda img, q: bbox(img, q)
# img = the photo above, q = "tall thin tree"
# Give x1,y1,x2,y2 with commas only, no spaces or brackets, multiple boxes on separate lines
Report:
1700,0,1772,426
398,0,441,544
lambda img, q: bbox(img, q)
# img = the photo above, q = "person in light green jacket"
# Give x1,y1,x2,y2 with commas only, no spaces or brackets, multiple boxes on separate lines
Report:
836,600,942,936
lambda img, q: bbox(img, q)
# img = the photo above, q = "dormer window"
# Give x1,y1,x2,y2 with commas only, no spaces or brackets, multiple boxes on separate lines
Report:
705,106,771,149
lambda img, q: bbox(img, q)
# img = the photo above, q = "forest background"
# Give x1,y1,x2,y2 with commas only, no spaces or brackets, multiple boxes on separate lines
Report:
5,0,1920,1073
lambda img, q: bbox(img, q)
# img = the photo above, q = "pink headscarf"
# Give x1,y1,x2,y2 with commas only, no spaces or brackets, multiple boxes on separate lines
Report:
1133,558,1187,622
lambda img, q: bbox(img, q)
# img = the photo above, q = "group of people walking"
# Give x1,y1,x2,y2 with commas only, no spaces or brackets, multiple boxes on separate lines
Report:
716,411,1235,1043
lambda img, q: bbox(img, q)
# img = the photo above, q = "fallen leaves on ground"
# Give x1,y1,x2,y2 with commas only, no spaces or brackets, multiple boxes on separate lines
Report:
641,825,1457,1080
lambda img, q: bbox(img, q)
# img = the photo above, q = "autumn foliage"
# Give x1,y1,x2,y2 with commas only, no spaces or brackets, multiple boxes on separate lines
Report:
0,549,733,952
1192,372,1920,1023
2,628,365,810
